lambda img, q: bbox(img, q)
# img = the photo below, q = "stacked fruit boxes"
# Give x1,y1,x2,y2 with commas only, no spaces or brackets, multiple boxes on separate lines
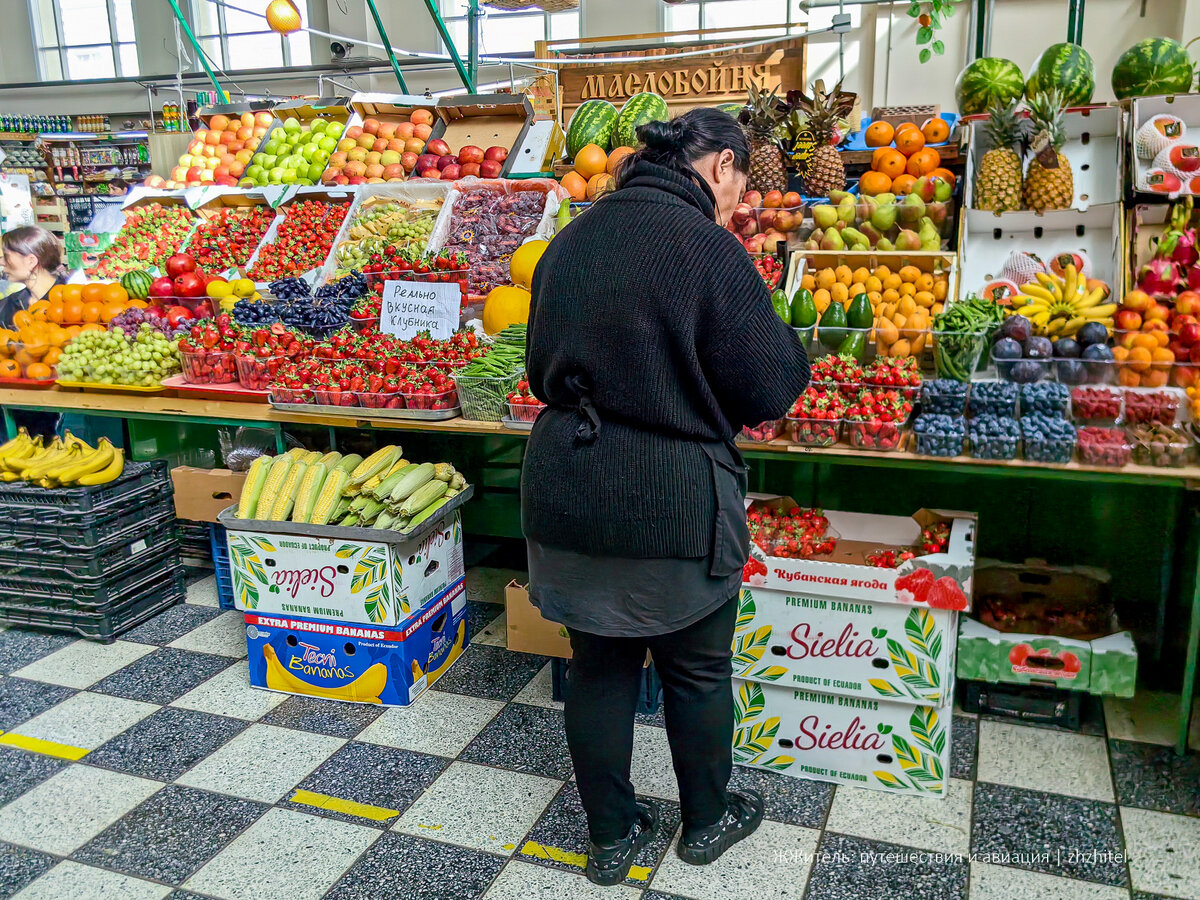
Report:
0,460,184,642
733,497,975,797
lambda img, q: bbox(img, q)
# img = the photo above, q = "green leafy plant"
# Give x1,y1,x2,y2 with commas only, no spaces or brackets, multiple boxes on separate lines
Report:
908,0,960,64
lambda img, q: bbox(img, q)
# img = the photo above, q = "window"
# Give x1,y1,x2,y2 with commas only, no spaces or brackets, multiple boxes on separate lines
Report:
28,0,139,81
439,1,580,56
190,0,311,72
663,0,801,40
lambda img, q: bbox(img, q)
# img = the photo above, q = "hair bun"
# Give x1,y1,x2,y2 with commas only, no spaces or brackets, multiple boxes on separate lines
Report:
637,118,687,152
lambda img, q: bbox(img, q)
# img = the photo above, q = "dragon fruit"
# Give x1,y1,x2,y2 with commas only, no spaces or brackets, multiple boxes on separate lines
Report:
1139,257,1182,297
1189,266,1200,292
1168,196,1198,268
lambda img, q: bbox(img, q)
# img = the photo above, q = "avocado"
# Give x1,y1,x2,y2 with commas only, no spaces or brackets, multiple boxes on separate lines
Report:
837,330,866,360
790,288,817,329
819,301,848,350
846,292,874,330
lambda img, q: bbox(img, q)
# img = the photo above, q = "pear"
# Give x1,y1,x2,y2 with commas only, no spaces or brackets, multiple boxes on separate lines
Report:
855,195,878,225
828,189,854,205
841,227,870,251
812,204,839,229
898,193,926,225
895,229,922,251
874,192,896,206
932,177,953,202
836,195,856,225
877,237,896,252
804,238,821,251
859,222,883,246
918,216,941,251
925,200,948,227
870,201,897,233
820,228,845,251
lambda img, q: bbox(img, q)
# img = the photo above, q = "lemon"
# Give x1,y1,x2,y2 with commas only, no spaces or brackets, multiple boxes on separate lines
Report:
231,278,256,298
509,240,548,291
206,280,234,299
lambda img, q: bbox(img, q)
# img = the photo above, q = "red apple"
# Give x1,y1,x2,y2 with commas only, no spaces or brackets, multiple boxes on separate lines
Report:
782,191,803,209
321,168,338,184
484,145,508,162
731,203,752,226
400,152,418,172
1115,309,1143,331
416,154,439,172
1180,322,1200,347
404,138,426,156
329,151,348,167
345,125,363,140
1177,290,1200,316
365,163,385,179
387,139,406,153
440,164,462,180
459,145,484,165
382,163,405,180
417,167,440,179
742,189,763,208
479,159,503,178
459,162,481,177
347,175,367,185
436,154,459,171
1168,144,1200,173
371,138,388,153
763,190,784,208
426,138,451,157
333,175,350,186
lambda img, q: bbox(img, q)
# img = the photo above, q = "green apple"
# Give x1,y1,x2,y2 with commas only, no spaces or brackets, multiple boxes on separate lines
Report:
282,117,301,133
280,168,298,184
268,166,286,183
257,154,277,170
299,144,317,162
264,140,283,157
309,119,327,135
318,136,338,154
311,148,330,167
238,177,256,188
306,162,325,181
245,164,266,181
324,121,344,140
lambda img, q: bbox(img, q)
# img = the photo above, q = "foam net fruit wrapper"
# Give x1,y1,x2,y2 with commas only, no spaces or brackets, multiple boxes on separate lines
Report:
998,250,1046,286
1135,115,1187,161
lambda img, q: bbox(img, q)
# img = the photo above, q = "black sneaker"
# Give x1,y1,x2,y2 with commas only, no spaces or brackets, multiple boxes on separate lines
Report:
585,800,659,886
676,789,764,865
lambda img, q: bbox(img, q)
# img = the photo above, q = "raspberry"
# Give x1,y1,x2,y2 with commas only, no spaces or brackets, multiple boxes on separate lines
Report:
926,576,968,610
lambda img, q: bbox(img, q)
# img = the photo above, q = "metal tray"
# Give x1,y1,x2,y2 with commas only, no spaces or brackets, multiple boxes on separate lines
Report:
218,482,472,546
269,401,461,422
501,416,535,432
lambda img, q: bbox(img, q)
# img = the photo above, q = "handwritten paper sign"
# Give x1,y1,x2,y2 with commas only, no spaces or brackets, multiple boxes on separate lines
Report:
380,280,460,341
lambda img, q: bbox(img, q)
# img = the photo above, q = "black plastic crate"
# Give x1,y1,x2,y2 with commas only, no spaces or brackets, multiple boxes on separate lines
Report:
551,657,663,715
0,541,181,610
0,491,175,548
0,511,176,578
0,459,170,515
959,680,1083,731
0,565,185,643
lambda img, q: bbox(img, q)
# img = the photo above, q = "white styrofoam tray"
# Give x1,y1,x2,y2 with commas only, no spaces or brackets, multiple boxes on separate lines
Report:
1130,94,1200,197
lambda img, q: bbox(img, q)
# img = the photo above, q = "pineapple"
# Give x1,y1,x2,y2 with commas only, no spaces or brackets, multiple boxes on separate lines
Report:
1023,89,1074,212
742,84,787,195
790,79,856,198
975,100,1026,212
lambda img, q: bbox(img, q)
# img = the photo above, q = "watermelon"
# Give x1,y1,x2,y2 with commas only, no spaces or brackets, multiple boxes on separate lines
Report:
1112,38,1196,100
565,99,618,161
612,92,670,150
1024,43,1095,107
717,102,746,118
120,270,153,300
954,57,1025,115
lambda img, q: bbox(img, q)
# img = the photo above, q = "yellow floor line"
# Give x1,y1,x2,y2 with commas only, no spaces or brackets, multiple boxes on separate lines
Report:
0,733,89,761
520,840,652,882
288,789,398,822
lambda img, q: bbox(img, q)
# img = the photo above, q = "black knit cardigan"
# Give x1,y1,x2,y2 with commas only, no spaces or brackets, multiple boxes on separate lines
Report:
521,161,810,559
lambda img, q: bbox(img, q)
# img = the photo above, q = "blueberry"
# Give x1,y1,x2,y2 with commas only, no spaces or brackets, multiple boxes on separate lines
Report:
968,414,1020,460
1019,382,1069,417
915,414,966,457
921,379,969,415
969,382,1018,418
1022,414,1076,463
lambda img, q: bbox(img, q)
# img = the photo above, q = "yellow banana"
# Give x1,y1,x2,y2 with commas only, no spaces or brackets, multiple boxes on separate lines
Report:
1083,303,1118,319
1075,286,1109,310
54,441,114,485
263,644,387,703
1061,265,1078,304
1022,284,1057,305
1009,294,1035,308
1059,316,1087,336
1028,309,1052,328
77,448,124,486
1045,317,1066,336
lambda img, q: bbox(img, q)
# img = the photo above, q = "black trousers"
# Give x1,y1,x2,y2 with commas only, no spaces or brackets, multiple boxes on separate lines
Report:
564,595,737,843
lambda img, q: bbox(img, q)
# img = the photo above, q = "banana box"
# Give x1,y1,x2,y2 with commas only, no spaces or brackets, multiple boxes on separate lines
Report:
226,512,464,626
733,586,957,708
745,497,977,613
244,577,468,707
733,677,952,797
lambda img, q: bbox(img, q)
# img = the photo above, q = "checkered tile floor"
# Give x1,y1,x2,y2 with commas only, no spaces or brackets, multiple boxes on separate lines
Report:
0,567,1198,900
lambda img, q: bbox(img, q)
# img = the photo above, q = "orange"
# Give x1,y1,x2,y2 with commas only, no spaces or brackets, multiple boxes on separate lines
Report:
47,303,64,325
1131,332,1159,351
561,171,587,202
61,284,83,305
101,283,128,304
100,303,125,324
81,283,105,304
24,363,52,380
921,117,951,144
64,325,82,339
573,144,609,180
875,149,907,180
0,360,19,378
81,302,102,324
895,128,926,156
1144,369,1169,387
1111,345,1129,362
63,301,83,325
81,323,104,333
606,146,634,176
930,167,956,187
586,173,615,200
48,285,65,304
43,347,61,366
890,173,917,196
1151,347,1175,368
871,147,893,170
906,147,941,177
14,349,33,368
859,170,892,196
127,299,148,309
865,121,894,147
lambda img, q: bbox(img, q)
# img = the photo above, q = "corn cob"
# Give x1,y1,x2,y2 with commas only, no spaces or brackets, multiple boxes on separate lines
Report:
361,473,383,494
433,463,456,482
357,498,386,522
370,465,418,501
349,493,374,512
332,497,351,521
349,445,402,487
310,469,350,525
399,479,448,517
291,462,329,523
341,512,360,527
317,451,343,468
391,515,411,531
269,461,309,521
335,454,363,473
286,447,309,460
407,495,450,529
449,472,466,491
238,456,273,519
385,457,411,477
301,450,321,464
255,456,294,520
390,462,434,503
375,510,397,529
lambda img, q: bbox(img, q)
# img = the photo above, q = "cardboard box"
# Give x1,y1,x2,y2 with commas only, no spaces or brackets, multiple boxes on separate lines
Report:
733,678,951,796
171,466,246,522
957,619,1136,697
734,586,956,706
226,512,465,626
745,497,976,612
434,94,534,177
245,576,468,707
505,580,572,658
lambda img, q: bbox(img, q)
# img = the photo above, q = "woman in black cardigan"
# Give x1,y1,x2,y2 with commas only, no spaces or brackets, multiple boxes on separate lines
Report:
522,108,809,884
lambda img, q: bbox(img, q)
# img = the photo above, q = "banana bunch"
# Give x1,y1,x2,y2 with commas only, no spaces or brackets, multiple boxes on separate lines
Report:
1007,265,1117,338
0,429,125,488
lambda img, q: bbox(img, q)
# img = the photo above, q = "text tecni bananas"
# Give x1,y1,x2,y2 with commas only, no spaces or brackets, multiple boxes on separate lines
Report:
0,429,125,488
1006,265,1116,338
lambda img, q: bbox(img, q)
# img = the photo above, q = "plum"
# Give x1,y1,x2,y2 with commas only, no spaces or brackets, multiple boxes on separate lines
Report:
1000,315,1033,343
1024,336,1053,359
1076,321,1109,347
1082,343,1114,381
992,337,1022,378
1010,360,1045,384
1053,338,1081,358
1055,358,1086,384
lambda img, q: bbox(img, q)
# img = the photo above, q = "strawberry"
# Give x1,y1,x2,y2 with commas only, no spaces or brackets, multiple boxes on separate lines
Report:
926,575,968,610
894,567,935,604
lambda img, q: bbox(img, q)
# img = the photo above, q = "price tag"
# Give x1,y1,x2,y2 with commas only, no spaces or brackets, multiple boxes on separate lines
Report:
380,280,460,341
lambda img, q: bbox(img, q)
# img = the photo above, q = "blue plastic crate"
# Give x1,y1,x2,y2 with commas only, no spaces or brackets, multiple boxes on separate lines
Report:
551,657,663,715
209,523,234,610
